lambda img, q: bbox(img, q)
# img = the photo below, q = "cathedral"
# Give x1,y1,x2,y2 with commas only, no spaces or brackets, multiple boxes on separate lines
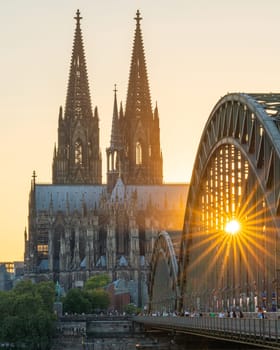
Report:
24,10,188,307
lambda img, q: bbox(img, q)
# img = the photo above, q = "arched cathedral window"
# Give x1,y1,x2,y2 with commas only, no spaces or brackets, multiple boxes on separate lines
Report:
74,140,83,165
136,141,142,165
113,150,118,170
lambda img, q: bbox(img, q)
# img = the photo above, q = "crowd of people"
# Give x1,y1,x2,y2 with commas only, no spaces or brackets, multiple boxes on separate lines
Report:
147,307,269,319
216,310,244,318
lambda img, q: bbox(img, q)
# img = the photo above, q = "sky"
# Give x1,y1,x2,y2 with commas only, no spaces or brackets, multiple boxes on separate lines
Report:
1,0,280,261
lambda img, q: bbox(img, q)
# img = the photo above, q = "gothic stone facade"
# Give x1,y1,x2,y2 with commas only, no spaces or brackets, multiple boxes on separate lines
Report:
25,179,187,305
24,10,188,307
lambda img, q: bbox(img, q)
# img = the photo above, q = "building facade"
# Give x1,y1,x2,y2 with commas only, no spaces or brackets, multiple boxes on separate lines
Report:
24,10,188,307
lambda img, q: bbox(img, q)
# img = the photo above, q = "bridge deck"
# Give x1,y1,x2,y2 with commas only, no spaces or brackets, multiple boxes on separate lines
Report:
134,316,280,349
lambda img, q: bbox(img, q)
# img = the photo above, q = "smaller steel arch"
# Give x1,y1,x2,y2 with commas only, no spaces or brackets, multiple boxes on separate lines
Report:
149,231,180,313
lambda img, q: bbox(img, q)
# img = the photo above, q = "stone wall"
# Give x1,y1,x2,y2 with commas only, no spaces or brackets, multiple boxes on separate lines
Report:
53,315,167,350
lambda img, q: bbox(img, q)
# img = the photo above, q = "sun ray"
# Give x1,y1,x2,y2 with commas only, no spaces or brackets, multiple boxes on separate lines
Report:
180,141,278,313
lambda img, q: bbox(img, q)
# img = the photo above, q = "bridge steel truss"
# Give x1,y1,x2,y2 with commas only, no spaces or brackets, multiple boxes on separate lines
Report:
149,231,180,313
179,93,280,313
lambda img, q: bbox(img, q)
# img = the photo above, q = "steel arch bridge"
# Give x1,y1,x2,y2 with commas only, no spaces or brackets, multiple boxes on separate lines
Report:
149,93,280,314
149,231,179,312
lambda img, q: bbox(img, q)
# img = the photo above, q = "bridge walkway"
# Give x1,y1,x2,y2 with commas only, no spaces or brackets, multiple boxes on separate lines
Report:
133,315,280,349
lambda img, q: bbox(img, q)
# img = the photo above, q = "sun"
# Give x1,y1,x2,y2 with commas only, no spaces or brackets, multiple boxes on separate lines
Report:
225,219,241,235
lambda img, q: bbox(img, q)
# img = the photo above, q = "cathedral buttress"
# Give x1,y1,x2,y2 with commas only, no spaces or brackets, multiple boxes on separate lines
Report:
52,10,102,184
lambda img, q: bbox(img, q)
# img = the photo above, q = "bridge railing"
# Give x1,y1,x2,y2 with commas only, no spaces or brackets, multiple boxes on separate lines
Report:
134,316,280,347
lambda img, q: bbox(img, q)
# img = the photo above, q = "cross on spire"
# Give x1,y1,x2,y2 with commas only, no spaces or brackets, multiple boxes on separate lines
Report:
113,84,117,94
32,170,37,189
32,170,37,182
134,10,142,25
74,9,82,24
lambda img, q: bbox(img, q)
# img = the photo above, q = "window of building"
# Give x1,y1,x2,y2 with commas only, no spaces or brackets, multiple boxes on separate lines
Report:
113,150,118,170
75,140,83,165
136,141,142,165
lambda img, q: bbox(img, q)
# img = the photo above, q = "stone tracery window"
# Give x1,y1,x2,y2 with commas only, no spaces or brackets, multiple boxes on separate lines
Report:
113,150,118,170
75,140,83,165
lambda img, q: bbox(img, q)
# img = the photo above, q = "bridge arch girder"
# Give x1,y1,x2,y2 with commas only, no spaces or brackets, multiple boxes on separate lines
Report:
149,231,179,313
187,93,280,222
179,93,280,313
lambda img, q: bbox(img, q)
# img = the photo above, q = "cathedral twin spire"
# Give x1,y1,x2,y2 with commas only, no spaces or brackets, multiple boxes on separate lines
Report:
64,9,93,121
52,10,101,184
109,9,163,187
125,10,153,120
53,9,162,188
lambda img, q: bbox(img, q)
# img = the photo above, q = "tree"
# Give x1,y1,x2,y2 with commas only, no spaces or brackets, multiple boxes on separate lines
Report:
13,279,36,296
124,303,141,315
0,290,13,318
84,274,111,312
0,280,56,349
84,274,110,290
62,288,91,314
62,274,111,314
85,289,110,312
36,281,56,312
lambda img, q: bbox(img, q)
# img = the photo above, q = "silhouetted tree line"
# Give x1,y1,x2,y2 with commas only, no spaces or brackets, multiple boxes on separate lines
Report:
0,280,56,349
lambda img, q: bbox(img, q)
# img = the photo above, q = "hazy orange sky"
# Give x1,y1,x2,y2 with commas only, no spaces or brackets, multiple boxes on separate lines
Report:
1,0,280,261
